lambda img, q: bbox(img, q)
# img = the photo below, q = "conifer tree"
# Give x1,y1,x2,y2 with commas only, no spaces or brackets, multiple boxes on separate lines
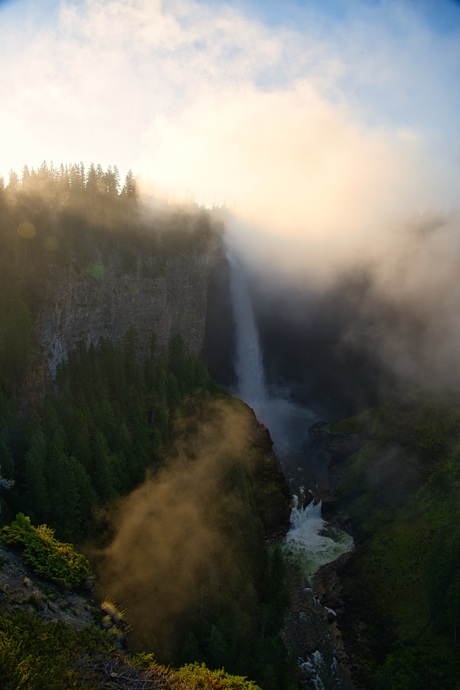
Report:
86,163,98,195
7,170,19,192
24,431,50,523
122,169,137,200
91,431,115,501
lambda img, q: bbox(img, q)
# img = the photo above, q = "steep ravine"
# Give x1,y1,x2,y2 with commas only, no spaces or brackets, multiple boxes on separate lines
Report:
19,217,358,687
222,245,357,689
279,471,357,690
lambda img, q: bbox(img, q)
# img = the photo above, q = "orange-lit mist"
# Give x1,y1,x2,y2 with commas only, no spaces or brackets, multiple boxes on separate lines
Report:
93,398,265,658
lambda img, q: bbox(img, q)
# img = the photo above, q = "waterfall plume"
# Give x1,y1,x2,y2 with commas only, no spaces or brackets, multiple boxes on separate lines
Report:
226,250,267,412
226,237,315,458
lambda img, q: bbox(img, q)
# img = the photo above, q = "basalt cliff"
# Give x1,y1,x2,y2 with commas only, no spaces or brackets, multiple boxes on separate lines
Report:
37,231,223,377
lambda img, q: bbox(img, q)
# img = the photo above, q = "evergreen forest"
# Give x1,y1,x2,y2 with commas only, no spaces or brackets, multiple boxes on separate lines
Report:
0,163,296,690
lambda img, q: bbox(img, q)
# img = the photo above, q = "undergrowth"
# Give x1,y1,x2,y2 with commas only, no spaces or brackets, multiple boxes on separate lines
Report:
1,513,92,589
335,397,460,689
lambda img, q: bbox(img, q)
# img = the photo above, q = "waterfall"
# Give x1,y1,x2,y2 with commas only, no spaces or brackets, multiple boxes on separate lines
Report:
226,244,313,455
226,237,353,568
285,496,353,579
226,251,267,412
226,237,354,687
290,497,323,529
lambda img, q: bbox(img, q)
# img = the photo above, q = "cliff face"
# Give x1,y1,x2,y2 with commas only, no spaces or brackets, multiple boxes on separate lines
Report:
35,232,224,378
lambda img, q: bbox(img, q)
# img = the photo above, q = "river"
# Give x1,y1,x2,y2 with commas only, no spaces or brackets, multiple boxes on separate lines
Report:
227,242,355,689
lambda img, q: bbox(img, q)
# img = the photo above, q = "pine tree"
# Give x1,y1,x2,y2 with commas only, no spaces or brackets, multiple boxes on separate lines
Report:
0,289,33,394
24,431,50,523
7,170,19,192
67,457,97,541
22,165,31,189
86,163,98,195
90,431,115,501
121,169,137,200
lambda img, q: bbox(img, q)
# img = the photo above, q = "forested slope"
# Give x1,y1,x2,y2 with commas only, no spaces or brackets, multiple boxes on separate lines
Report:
323,399,460,689
0,162,223,404
0,164,295,690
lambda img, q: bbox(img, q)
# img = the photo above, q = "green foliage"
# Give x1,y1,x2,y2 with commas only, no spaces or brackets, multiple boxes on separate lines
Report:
1,513,92,589
0,285,33,396
174,453,293,690
374,646,460,690
0,609,266,690
0,168,290,686
0,609,120,690
170,662,262,690
430,527,460,641
336,397,460,688
0,331,220,540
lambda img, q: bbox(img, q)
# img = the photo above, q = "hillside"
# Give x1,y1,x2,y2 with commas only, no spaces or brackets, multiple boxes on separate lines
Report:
0,519,263,689
0,165,295,690
315,398,460,689
0,163,224,407
3,163,460,690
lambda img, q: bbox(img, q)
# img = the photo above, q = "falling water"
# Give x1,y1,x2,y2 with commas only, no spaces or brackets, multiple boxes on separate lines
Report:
226,251,267,411
226,247,313,455
227,241,353,564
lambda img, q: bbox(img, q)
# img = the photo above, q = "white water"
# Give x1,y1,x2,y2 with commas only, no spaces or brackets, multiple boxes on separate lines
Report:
285,497,353,579
299,651,326,690
227,251,267,411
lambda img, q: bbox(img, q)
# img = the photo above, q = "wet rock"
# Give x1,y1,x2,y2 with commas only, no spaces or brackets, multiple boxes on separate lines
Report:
283,565,355,689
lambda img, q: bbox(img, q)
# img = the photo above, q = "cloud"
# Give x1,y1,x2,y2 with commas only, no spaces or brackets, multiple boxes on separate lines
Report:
2,0,459,398
140,82,436,271
2,0,458,197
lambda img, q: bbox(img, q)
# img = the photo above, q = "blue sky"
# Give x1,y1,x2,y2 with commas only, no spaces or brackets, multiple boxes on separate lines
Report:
188,0,460,32
1,0,459,253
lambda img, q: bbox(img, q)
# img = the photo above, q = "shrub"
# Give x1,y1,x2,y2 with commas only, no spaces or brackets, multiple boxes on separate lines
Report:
169,662,262,689
1,513,92,589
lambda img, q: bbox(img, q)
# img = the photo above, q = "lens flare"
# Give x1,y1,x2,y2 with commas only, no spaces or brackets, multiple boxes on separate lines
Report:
17,221,36,239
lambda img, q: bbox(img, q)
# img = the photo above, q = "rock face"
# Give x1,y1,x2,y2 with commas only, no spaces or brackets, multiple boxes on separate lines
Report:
283,564,355,690
0,543,98,632
35,233,224,378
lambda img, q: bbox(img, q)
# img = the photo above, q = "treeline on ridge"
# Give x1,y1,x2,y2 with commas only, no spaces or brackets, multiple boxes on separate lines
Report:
0,161,222,398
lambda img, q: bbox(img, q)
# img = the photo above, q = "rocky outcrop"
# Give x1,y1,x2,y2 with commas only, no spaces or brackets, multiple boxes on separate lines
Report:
283,564,355,690
0,543,100,632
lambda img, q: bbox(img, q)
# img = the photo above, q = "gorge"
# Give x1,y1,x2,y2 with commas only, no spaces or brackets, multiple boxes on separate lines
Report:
1,0,459,687
2,171,460,689
224,234,355,689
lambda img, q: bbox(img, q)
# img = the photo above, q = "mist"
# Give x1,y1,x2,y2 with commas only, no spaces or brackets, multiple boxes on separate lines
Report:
93,397,267,657
2,0,459,403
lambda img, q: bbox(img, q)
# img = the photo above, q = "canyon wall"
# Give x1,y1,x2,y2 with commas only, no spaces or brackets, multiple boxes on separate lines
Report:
27,229,224,391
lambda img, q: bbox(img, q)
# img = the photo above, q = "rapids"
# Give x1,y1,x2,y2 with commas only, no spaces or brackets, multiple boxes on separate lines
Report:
285,497,353,579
